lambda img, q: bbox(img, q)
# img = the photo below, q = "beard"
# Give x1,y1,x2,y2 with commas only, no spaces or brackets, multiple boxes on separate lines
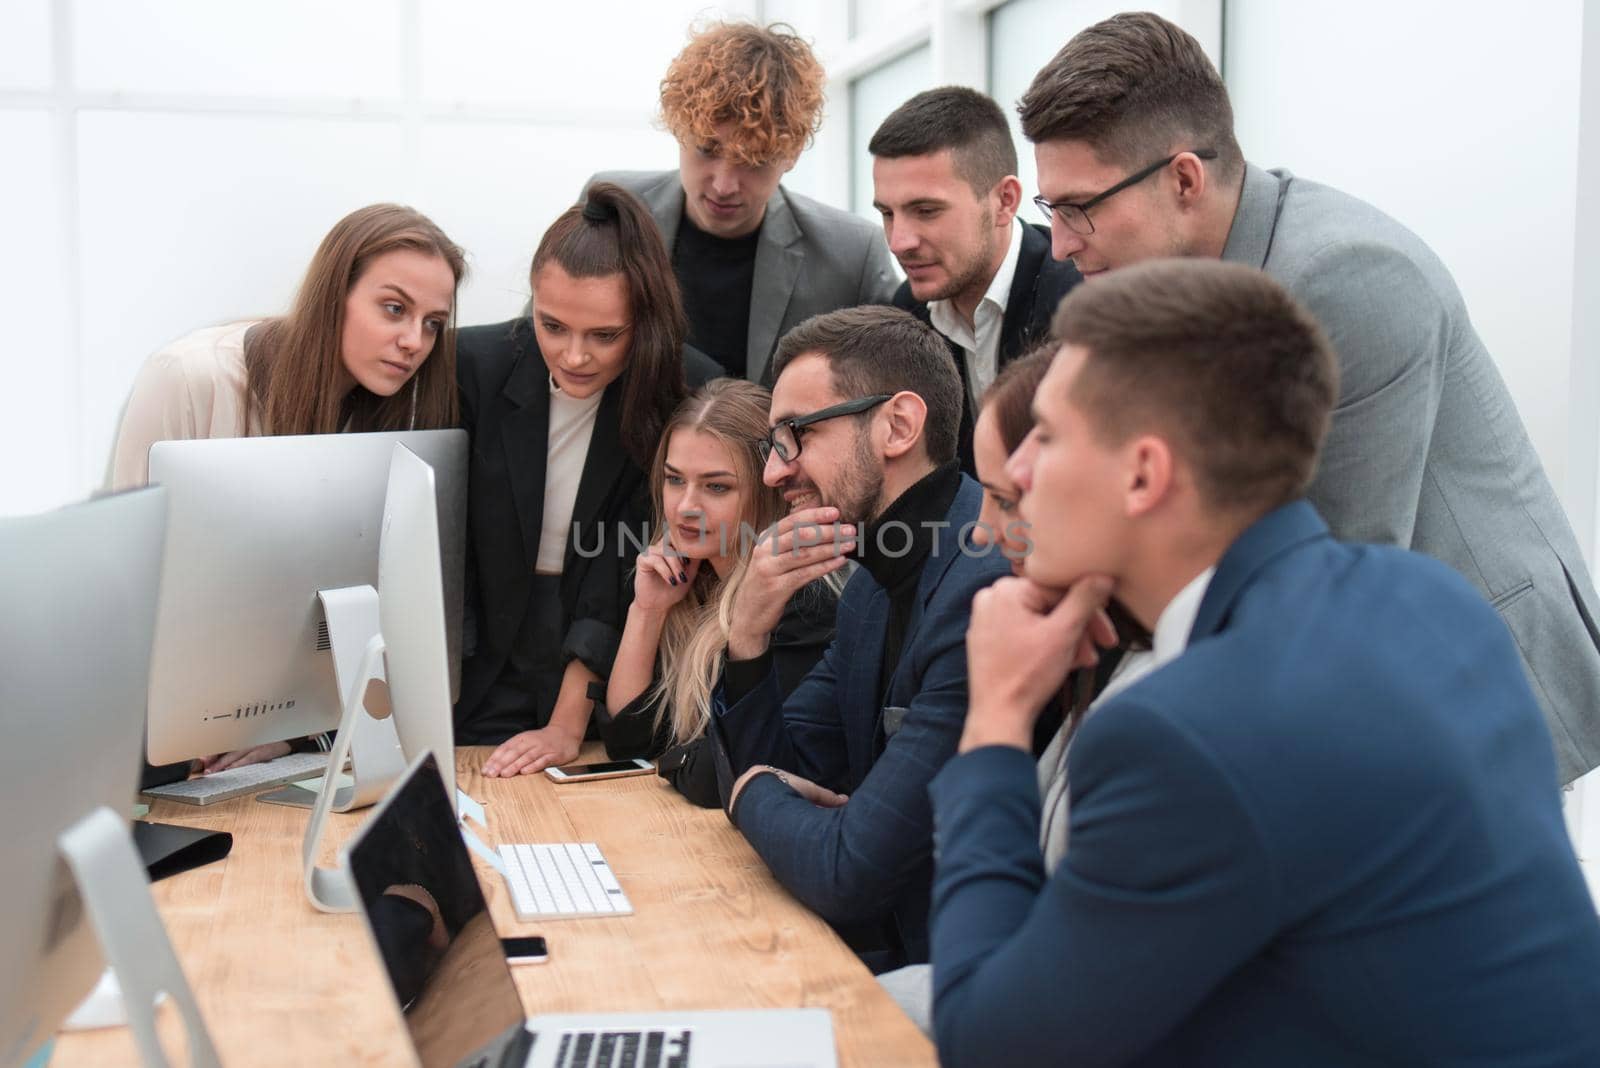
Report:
819,425,884,525
913,209,999,304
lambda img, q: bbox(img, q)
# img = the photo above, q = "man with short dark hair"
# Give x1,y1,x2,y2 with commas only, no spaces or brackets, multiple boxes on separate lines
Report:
1020,11,1600,782
929,259,1600,1066
870,87,1080,471
715,304,1008,972
590,21,896,383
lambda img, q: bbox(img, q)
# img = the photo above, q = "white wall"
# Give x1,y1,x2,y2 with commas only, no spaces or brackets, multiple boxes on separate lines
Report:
1226,0,1587,515
1228,0,1600,856
0,0,761,516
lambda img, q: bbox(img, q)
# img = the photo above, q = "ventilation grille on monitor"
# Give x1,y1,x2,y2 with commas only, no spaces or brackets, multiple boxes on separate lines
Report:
201,698,298,722
316,620,331,652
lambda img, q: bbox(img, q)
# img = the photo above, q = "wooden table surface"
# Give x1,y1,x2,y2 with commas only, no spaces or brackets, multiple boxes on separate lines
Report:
51,745,935,1067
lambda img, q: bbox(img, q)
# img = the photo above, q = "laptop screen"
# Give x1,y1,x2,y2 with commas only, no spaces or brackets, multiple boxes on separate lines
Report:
345,753,527,1068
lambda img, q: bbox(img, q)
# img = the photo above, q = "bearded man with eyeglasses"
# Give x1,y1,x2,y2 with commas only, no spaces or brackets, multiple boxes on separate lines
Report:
712,305,1013,980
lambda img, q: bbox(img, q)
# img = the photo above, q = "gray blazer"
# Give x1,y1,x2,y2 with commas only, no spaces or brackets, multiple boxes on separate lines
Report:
1223,163,1600,782
589,169,898,384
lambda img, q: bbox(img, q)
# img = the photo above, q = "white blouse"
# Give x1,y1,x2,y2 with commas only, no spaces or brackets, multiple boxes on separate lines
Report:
535,376,604,575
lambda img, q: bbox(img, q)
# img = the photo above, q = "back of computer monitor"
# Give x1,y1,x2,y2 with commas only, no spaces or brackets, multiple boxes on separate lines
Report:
144,429,466,765
0,487,166,1066
380,445,456,785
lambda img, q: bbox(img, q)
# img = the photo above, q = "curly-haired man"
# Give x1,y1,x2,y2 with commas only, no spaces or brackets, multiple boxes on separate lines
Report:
590,21,896,384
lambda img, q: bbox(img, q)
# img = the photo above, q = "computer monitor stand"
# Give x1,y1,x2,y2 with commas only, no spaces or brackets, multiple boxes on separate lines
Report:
258,585,408,814
299,583,481,913
299,585,409,912
58,807,221,1068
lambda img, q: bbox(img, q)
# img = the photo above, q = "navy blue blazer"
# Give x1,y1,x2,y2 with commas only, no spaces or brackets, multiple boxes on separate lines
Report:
717,476,1010,967
929,501,1600,1067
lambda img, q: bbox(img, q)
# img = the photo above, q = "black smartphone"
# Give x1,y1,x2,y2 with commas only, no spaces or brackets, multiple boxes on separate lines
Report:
501,935,549,964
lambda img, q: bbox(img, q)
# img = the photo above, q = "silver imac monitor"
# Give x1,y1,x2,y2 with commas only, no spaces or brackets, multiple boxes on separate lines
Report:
0,487,215,1068
301,442,466,911
143,429,466,766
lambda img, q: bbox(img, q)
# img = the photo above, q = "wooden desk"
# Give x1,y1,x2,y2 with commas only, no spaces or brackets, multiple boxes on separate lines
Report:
51,746,934,1067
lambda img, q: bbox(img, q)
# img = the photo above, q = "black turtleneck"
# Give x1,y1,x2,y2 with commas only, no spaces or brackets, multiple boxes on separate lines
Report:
674,213,759,378
724,461,963,706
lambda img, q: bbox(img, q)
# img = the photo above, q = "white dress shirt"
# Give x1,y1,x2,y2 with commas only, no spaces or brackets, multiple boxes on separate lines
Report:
927,218,1025,406
1037,566,1218,871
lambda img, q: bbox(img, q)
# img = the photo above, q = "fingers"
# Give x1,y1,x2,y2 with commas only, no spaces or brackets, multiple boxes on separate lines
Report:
789,553,850,586
205,750,245,773
751,530,857,577
1088,606,1119,649
768,506,840,537
483,733,578,778
797,782,848,807
755,509,856,557
484,738,534,777
1043,575,1115,636
640,553,681,587
504,746,551,777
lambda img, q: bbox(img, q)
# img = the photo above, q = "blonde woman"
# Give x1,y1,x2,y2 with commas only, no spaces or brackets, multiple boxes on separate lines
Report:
600,379,841,806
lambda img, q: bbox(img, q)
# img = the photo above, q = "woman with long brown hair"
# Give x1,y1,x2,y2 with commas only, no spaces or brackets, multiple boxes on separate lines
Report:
598,379,841,806
457,182,722,777
109,202,466,771
110,202,465,490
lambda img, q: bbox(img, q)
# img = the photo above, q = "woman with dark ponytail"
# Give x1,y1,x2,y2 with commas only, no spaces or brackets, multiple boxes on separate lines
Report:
455,183,722,774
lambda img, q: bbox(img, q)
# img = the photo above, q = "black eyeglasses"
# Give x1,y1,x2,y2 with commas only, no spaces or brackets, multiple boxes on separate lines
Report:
759,394,893,463
1033,148,1219,236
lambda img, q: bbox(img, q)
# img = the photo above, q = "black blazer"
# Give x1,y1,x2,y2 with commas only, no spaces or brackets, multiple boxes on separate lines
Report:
892,222,1082,473
453,317,722,736
596,579,841,807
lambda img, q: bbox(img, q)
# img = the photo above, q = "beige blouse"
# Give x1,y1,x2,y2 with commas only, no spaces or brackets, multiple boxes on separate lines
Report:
108,321,262,491
536,375,604,575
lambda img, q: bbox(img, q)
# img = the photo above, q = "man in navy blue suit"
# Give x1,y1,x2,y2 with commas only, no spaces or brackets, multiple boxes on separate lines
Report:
929,260,1600,1066
716,305,1011,972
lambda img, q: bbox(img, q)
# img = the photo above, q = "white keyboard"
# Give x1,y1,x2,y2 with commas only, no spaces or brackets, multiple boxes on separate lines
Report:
142,751,331,806
498,842,633,920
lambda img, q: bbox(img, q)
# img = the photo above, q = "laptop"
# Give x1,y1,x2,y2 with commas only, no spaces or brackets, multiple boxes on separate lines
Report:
342,752,839,1068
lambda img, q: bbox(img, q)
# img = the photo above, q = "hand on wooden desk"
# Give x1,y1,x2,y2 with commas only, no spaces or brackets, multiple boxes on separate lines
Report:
483,725,582,777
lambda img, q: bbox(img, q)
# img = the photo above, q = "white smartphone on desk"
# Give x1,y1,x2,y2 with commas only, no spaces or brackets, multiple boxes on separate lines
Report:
544,758,653,783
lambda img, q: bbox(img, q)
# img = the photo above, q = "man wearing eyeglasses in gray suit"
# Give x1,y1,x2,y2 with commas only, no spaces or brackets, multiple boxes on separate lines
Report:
1022,11,1600,784
588,21,896,386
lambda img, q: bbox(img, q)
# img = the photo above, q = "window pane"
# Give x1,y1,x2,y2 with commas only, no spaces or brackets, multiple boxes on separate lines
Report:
73,0,402,98
0,0,52,90
849,44,931,222
419,0,757,114
417,122,680,327
852,0,928,39
0,111,73,514
764,0,846,54
76,112,406,490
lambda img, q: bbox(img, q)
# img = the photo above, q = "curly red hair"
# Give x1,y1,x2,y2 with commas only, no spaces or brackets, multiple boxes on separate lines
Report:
659,21,825,167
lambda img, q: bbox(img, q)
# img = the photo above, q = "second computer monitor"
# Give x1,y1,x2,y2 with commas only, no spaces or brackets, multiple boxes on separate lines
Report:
0,487,167,1065
144,429,466,765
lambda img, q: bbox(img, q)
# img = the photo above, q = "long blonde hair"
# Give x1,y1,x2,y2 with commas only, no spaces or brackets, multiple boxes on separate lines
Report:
647,380,786,744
